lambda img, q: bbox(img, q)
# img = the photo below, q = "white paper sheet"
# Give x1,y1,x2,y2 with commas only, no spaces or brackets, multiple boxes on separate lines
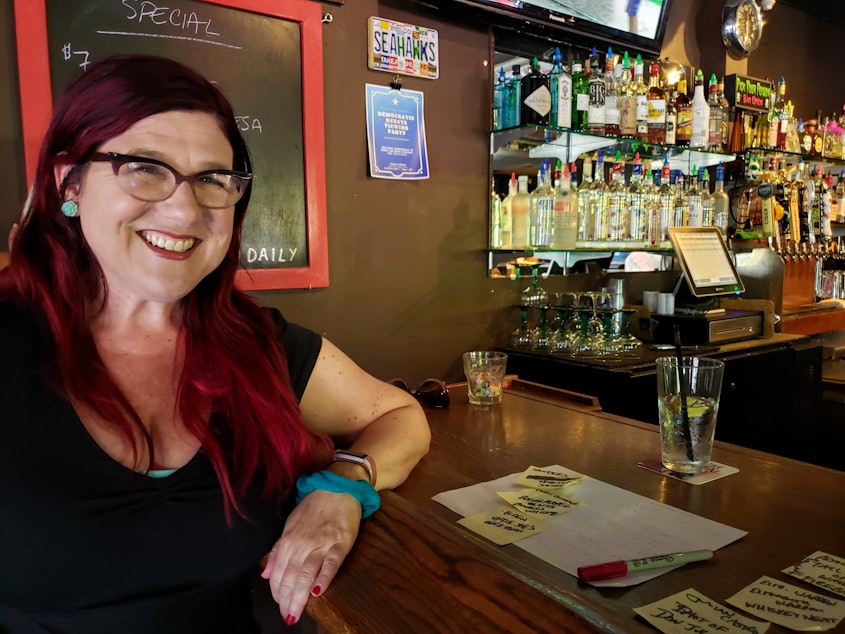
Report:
432,465,747,587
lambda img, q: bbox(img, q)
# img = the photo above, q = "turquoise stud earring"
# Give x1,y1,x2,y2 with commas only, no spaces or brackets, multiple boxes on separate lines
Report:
61,200,78,218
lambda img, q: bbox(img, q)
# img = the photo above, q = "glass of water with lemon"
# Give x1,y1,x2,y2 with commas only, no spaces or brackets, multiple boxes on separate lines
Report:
655,357,725,474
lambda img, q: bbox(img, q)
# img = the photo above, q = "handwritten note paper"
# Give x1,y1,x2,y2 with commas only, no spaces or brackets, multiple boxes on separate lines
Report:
457,506,545,545
514,465,583,490
497,488,579,518
634,588,769,634
784,552,845,599
726,576,845,631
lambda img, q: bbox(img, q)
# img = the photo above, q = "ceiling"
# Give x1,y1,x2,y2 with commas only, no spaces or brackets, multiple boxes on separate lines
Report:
776,0,845,28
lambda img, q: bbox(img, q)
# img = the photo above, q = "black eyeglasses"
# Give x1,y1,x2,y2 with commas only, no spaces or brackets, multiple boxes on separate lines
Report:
389,378,450,409
88,152,253,209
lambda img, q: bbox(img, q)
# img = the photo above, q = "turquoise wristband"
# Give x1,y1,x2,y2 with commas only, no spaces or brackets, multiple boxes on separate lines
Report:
296,470,381,519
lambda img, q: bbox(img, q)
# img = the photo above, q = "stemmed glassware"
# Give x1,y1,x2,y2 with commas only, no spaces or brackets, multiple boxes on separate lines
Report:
511,307,532,348
520,265,548,308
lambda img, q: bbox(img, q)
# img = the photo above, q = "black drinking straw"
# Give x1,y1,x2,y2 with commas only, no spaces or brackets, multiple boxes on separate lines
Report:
673,324,696,462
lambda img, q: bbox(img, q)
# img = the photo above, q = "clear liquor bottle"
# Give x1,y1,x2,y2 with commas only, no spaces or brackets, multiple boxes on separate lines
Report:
690,69,709,149
646,62,666,144
707,73,725,152
645,168,661,246
500,172,517,248
673,172,687,228
588,48,606,136
657,158,674,243
700,167,715,227
604,47,621,137
571,58,590,132
717,78,731,151
619,51,637,138
628,154,647,243
490,178,503,247
521,57,551,126
529,162,554,248
577,154,594,241
606,151,628,241
552,162,579,249
769,77,786,149
712,163,730,235
685,167,703,227
549,48,572,129
633,54,649,141
590,150,609,242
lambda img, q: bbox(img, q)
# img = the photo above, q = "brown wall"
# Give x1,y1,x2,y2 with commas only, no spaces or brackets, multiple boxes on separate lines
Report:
0,0,843,385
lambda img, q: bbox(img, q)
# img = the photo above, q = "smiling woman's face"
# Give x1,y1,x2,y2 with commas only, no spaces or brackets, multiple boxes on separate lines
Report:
64,110,236,307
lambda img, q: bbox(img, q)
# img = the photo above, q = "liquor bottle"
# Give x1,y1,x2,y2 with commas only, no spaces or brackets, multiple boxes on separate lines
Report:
673,172,687,228
589,150,608,242
633,54,649,141
700,167,715,227
674,77,691,147
836,169,845,224
521,57,551,126
571,58,590,132
657,158,674,242
717,78,731,150
627,154,646,243
689,69,709,149
549,48,573,129
772,77,788,151
604,48,621,137
768,77,786,149
811,112,824,156
685,167,703,227
511,174,531,248
552,162,579,249
531,162,556,248
588,48,606,136
490,178,503,247
500,172,517,248
505,64,522,128
493,67,506,131
707,73,725,152
665,85,677,145
645,168,661,246
619,51,637,138
646,62,666,144
577,154,593,241
607,151,628,241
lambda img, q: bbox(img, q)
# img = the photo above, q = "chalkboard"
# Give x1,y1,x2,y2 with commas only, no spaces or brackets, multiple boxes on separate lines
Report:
14,0,328,290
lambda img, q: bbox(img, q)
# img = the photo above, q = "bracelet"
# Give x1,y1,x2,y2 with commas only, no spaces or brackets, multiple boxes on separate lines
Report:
295,471,381,519
333,450,377,487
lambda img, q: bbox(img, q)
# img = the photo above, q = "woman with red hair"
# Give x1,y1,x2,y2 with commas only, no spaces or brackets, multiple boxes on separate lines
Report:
0,54,429,633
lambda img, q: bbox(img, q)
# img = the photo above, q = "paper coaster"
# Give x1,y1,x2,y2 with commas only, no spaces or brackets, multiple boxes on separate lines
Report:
637,458,739,484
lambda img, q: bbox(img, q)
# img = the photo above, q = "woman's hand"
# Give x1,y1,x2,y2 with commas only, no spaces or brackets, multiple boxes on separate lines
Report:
261,488,362,626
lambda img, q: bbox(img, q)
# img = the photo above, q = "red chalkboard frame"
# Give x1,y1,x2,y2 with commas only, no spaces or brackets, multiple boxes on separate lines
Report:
14,0,329,291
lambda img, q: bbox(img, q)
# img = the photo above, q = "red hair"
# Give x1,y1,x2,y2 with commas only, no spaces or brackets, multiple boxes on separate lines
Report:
0,55,333,519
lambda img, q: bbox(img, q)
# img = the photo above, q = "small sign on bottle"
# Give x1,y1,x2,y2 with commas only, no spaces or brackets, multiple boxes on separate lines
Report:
368,17,438,80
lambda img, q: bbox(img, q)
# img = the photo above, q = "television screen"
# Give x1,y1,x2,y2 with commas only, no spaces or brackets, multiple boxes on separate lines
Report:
417,0,672,57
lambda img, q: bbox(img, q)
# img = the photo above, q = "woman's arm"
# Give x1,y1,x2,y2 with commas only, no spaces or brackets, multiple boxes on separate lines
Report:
262,337,430,626
299,337,430,488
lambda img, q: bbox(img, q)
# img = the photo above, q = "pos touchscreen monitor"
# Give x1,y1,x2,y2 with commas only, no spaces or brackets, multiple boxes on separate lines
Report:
667,227,745,298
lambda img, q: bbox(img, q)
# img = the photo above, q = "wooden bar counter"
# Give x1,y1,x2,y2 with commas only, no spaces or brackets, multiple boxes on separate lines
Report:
305,380,845,633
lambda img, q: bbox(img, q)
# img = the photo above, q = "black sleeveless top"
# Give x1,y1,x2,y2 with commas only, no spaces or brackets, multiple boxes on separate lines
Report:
0,304,321,633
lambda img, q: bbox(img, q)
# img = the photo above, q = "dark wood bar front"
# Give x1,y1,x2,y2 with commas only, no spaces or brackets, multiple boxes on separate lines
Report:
306,380,845,633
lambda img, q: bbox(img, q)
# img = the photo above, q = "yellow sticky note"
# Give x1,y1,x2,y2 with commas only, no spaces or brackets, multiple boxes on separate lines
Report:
457,505,545,545
634,588,769,634
497,488,579,518
726,575,845,631
784,552,845,599
514,465,583,491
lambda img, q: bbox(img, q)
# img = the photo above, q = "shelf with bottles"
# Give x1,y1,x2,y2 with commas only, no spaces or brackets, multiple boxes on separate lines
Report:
492,124,735,176
741,146,845,171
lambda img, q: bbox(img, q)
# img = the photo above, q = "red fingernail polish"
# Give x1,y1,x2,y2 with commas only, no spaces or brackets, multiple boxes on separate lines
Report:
285,614,296,626
312,584,322,596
